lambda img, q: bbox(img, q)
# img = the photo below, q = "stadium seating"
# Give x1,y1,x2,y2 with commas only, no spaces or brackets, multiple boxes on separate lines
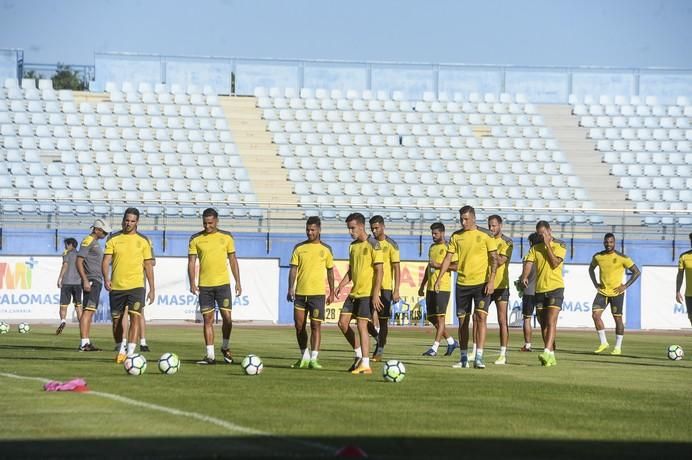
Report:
258,87,597,223
0,78,258,217
571,95,692,225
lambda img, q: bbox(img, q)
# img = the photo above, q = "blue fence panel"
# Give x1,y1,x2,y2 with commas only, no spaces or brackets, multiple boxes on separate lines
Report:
438,67,502,96
639,72,692,104
371,66,434,99
165,58,233,94
571,72,635,99
0,49,19,81
505,71,569,103
234,62,298,95
303,64,368,91
93,54,161,92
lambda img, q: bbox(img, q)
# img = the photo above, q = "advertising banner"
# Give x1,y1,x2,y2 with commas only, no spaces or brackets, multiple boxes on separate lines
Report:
641,266,689,329
0,256,279,323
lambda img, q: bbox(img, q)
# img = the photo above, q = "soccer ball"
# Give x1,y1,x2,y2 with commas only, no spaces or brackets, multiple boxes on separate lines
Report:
124,353,147,375
0,321,9,334
18,322,30,334
667,345,684,361
383,360,406,383
240,354,263,375
158,352,181,375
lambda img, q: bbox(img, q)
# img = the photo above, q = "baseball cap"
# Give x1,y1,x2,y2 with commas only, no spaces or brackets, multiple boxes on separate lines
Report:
92,219,112,233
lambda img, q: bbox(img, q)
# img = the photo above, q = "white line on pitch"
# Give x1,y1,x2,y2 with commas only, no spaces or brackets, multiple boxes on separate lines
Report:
0,372,333,455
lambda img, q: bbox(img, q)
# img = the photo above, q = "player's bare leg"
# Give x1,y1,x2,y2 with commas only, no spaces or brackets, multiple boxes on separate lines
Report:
611,314,625,355
291,308,310,368
196,311,217,364
473,310,488,368
372,317,388,361
452,315,471,368
339,313,360,371
56,305,68,334
592,308,609,353
539,308,559,366
522,316,533,351
138,314,149,352
308,318,323,369
495,301,509,364
125,311,141,357
351,318,372,374
112,315,127,363
219,309,233,363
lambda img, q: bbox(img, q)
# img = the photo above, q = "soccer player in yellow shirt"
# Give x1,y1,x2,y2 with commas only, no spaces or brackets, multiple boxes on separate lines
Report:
520,220,566,367
436,206,498,369
368,215,400,361
675,232,692,326
188,208,242,365
287,216,335,369
589,233,641,355
419,222,459,357
335,213,384,375
487,215,514,365
102,208,156,363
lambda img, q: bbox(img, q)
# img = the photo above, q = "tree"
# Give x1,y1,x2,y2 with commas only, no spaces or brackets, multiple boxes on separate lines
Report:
52,63,87,90
23,69,43,87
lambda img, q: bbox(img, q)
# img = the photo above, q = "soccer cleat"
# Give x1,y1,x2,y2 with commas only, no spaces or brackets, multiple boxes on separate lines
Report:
79,343,101,352
452,355,470,368
308,359,323,370
347,357,362,372
545,354,557,367
115,352,127,364
371,353,383,362
56,323,66,335
444,340,460,356
494,355,507,365
196,356,216,365
538,352,550,366
221,348,233,364
610,347,622,355
422,348,438,357
594,343,610,354
350,364,372,375
290,359,310,369
139,345,150,353
520,345,532,352
474,357,486,369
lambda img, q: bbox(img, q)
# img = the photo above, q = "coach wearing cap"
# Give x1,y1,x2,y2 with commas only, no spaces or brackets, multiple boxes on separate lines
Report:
75,219,111,352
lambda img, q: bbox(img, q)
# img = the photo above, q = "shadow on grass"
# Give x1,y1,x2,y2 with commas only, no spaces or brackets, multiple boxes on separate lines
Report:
1,436,690,459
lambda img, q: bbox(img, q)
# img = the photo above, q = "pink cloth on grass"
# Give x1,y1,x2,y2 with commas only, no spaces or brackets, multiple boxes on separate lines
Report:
43,378,89,392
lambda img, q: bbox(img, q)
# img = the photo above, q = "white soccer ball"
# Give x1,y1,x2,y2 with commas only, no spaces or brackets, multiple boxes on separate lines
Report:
17,322,30,334
241,354,263,375
158,352,181,375
383,360,406,383
0,321,9,334
667,345,684,361
124,353,147,375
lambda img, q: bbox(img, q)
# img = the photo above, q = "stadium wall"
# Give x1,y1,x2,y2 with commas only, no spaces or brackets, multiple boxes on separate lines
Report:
0,230,689,329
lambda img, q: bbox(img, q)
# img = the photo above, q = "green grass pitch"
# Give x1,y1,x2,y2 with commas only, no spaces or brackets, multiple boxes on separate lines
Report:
0,323,690,459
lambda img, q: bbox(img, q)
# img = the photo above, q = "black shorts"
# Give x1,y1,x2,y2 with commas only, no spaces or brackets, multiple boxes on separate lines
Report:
378,290,393,319
110,288,145,319
455,284,490,318
60,285,82,306
341,296,372,321
592,293,625,316
294,295,326,322
82,280,102,311
199,284,232,314
535,288,564,310
491,288,510,303
426,290,451,317
522,295,535,318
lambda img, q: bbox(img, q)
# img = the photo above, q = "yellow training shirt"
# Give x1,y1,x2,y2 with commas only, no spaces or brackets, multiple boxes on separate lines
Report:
378,236,400,291
290,240,334,296
427,242,458,292
492,234,514,289
679,250,692,297
349,236,384,298
447,228,498,287
525,239,567,293
591,250,635,297
104,231,154,290
188,230,236,287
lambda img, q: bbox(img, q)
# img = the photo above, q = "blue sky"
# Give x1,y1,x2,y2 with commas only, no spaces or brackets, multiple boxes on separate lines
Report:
0,0,691,69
